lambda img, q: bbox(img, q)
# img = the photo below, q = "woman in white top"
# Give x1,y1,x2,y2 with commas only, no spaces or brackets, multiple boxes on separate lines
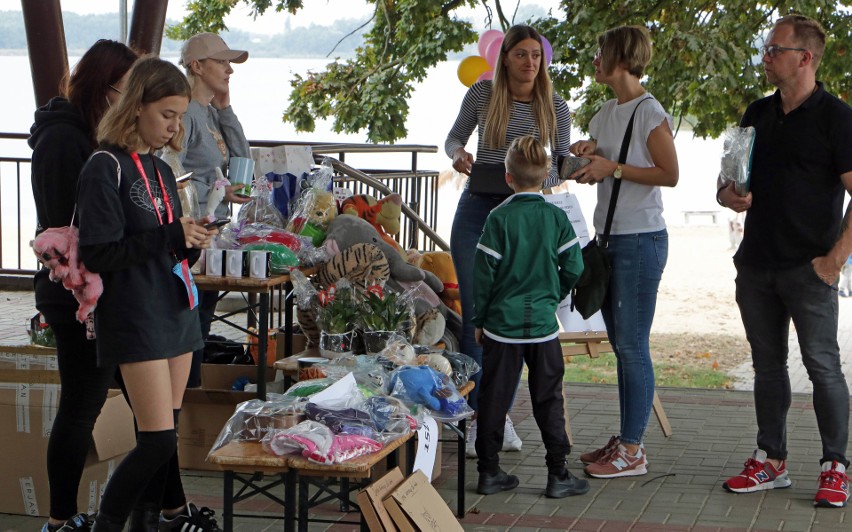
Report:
568,25,678,479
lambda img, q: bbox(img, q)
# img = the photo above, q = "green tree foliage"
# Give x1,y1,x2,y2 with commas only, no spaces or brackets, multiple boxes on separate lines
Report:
172,0,852,141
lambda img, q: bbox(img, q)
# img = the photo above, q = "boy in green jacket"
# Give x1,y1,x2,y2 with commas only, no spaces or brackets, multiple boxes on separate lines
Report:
472,135,588,498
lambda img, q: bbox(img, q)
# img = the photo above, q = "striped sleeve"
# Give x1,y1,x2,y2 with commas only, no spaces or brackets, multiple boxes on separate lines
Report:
445,82,489,158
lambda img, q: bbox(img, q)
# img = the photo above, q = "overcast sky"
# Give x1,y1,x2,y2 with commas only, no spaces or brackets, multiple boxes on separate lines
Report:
48,0,562,34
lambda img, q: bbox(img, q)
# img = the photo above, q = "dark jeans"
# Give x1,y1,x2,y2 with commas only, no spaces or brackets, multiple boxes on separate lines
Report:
450,190,504,410
735,260,849,464
36,272,116,520
600,230,668,445
475,336,569,475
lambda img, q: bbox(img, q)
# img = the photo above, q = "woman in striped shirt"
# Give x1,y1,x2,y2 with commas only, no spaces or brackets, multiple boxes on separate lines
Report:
445,24,572,458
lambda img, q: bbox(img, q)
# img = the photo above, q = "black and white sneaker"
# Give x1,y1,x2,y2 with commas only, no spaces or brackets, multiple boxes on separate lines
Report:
44,513,92,532
158,502,220,531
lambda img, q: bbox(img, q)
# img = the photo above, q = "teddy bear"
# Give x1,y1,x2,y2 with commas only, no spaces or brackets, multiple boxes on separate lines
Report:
340,193,406,259
31,226,103,323
286,189,337,246
415,251,462,316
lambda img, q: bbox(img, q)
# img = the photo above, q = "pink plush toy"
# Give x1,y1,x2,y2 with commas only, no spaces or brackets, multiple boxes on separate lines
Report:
31,226,103,323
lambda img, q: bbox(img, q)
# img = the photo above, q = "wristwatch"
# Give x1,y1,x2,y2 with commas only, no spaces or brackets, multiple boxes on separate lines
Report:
613,164,623,179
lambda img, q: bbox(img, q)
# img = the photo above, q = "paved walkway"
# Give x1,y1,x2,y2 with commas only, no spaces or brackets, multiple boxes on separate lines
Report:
2,289,851,530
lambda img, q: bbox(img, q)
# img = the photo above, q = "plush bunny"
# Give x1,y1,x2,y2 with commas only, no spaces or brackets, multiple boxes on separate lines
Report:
205,168,230,220
31,226,103,322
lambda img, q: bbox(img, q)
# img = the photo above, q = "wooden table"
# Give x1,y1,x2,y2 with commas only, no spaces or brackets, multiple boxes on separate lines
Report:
206,380,475,531
208,434,413,531
194,274,293,399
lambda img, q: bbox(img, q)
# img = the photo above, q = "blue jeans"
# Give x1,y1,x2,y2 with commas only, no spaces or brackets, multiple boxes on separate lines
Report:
450,190,505,411
600,230,668,445
735,261,849,464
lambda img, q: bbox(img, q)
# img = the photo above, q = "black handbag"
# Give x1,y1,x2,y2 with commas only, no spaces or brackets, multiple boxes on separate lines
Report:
468,162,513,197
572,97,652,319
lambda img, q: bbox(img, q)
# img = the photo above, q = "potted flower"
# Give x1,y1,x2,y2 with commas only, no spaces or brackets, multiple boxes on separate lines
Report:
316,284,360,358
360,285,413,354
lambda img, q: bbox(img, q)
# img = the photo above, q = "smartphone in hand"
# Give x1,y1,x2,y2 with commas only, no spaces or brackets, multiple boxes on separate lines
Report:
204,218,230,230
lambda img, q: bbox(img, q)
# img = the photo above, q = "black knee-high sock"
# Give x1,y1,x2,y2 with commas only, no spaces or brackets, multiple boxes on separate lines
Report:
98,430,177,526
135,410,187,512
161,409,187,510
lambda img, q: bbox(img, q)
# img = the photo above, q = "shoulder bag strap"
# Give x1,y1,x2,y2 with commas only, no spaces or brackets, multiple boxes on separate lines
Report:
70,150,122,227
599,96,653,247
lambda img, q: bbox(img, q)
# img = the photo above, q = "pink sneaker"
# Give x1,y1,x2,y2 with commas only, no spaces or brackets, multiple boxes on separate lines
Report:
723,450,791,493
580,435,619,465
814,461,849,508
584,444,647,478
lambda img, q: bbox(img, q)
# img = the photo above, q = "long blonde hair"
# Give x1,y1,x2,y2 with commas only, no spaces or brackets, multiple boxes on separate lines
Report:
97,57,191,151
484,25,557,150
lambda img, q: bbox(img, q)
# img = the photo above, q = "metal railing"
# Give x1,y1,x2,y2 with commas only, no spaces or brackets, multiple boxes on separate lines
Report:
0,134,445,279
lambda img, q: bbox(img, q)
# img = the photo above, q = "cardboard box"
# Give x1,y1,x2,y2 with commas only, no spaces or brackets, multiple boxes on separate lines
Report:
276,331,308,359
0,345,135,517
179,363,277,470
383,470,462,532
357,467,406,532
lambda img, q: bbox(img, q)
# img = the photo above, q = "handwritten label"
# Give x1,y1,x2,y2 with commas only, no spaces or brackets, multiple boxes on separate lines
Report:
413,415,438,480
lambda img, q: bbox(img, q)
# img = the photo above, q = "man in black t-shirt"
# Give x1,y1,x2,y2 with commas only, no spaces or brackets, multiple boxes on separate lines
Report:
716,14,852,508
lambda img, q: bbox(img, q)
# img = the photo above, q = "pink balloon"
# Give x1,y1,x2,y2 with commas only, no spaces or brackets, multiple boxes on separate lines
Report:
542,36,553,66
478,29,504,58
485,37,503,68
477,70,494,82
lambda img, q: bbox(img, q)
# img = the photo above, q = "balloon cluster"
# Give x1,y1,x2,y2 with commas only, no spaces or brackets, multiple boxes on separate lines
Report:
457,29,553,87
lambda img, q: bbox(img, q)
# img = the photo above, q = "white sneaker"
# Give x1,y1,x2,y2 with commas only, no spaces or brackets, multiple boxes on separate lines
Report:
502,416,522,452
465,420,477,458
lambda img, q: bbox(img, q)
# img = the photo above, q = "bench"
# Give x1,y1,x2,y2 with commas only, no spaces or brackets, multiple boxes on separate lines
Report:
683,210,719,224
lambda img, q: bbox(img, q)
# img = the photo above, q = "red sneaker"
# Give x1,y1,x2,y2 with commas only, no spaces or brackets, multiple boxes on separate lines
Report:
814,461,849,508
723,450,791,493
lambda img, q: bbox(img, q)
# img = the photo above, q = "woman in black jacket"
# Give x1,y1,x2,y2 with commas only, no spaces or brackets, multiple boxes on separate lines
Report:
29,39,137,532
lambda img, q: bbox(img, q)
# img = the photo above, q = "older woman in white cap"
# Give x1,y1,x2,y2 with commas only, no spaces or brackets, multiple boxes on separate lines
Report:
178,32,253,381
178,32,251,220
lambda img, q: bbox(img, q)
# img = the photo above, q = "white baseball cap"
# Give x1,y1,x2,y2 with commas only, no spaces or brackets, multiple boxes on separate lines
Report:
180,33,248,66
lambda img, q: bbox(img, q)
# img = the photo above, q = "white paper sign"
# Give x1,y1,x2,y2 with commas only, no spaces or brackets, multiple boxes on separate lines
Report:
413,415,439,481
309,372,359,408
544,192,606,332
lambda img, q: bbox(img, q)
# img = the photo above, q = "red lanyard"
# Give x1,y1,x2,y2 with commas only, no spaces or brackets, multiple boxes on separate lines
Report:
130,152,173,226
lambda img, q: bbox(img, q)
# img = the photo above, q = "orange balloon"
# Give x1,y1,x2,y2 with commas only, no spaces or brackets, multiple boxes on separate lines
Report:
457,56,490,87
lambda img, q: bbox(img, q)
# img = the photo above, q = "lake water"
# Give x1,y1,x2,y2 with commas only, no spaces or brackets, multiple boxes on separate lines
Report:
1,55,726,270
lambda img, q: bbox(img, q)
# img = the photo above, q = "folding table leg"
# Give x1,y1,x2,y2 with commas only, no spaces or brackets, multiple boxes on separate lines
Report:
223,471,233,531
298,476,309,532
285,469,296,532
458,417,466,517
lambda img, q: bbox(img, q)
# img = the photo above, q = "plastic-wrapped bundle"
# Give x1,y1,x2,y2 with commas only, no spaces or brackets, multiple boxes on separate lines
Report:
206,394,307,459
720,126,756,196
388,365,474,422
262,420,382,464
